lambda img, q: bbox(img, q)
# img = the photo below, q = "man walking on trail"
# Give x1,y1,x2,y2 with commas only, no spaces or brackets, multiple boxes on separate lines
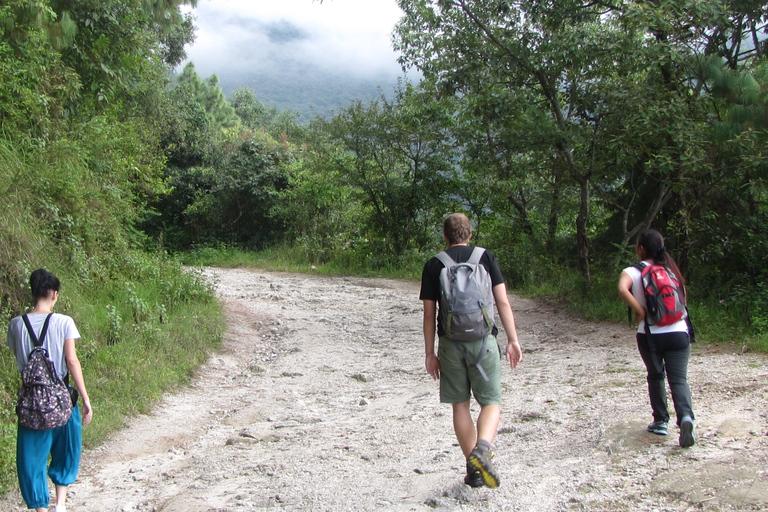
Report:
420,213,523,488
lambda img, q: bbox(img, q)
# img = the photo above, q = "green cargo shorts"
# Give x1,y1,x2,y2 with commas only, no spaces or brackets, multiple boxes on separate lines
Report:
438,334,502,406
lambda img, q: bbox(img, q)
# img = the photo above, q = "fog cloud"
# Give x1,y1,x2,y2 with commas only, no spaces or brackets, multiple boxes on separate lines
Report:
182,0,405,80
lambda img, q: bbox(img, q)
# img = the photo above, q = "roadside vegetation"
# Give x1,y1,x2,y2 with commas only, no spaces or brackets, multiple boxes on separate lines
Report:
1,0,767,497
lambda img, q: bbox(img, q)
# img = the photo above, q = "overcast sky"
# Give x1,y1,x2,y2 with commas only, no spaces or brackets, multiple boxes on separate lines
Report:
181,0,406,80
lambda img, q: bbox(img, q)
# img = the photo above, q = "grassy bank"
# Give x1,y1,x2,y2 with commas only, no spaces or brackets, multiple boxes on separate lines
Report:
0,254,224,491
517,266,767,353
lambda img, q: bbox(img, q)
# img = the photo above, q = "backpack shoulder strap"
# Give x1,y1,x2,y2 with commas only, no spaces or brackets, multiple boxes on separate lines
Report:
21,313,53,348
21,315,39,347
467,247,486,265
435,251,456,268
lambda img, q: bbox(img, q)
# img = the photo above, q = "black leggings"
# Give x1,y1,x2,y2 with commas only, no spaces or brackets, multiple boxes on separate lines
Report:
636,331,694,425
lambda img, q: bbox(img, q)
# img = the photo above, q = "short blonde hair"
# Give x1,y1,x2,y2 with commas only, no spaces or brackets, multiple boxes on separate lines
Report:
443,213,472,245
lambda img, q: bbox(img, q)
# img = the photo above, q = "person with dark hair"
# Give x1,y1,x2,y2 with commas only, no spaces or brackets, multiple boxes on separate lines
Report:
420,213,523,488
618,230,695,448
6,269,93,512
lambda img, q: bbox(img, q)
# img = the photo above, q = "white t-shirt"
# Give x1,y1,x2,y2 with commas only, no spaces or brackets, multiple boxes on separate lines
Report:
622,264,688,335
6,312,80,379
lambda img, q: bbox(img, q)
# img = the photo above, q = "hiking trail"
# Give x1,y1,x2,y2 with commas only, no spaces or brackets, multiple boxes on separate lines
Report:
3,267,766,511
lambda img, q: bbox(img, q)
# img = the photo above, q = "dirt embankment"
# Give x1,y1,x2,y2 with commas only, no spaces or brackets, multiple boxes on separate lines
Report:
2,267,766,511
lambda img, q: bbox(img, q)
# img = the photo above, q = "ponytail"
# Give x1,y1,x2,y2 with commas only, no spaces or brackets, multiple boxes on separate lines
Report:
637,229,686,298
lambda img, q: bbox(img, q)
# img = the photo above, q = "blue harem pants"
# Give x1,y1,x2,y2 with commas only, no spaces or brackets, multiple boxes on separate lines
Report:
16,405,82,509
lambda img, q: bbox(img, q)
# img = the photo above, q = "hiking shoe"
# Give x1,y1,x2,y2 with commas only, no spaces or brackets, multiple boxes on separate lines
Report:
464,467,485,488
647,420,668,435
468,445,500,489
679,417,695,448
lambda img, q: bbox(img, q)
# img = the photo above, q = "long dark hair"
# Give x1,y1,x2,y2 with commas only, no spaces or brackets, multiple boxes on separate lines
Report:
636,229,686,295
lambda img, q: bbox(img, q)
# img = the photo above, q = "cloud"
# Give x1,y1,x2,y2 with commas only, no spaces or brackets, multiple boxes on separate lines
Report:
182,0,405,79
266,20,309,44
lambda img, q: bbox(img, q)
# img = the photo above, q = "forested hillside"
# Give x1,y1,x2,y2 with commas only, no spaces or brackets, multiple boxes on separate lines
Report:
1,0,768,496
212,64,400,121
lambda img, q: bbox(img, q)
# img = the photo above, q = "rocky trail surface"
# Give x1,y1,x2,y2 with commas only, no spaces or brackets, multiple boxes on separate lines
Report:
2,267,767,511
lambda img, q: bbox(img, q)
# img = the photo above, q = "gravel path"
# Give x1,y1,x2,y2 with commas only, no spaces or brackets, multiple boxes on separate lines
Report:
2,267,766,511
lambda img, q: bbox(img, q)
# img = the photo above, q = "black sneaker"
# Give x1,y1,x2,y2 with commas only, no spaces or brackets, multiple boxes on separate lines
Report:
468,445,500,489
679,416,695,448
647,420,668,435
464,467,484,488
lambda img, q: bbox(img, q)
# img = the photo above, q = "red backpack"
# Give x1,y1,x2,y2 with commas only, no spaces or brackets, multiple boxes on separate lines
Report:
633,262,686,326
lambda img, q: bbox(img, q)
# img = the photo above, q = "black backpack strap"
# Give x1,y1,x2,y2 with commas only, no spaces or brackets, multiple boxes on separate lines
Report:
685,307,696,343
22,313,53,348
643,319,664,374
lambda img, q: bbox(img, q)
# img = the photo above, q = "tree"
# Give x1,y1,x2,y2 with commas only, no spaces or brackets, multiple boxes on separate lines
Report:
175,63,240,129
321,85,455,256
232,87,276,131
395,0,640,284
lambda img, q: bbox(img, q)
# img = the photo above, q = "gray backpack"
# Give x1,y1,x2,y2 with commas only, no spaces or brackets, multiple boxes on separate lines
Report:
436,247,495,341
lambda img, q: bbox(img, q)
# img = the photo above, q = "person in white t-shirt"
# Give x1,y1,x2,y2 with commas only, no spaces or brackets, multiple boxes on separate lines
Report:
6,269,93,512
618,230,695,448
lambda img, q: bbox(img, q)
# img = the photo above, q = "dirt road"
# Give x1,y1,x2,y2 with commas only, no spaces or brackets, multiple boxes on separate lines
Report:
3,267,767,511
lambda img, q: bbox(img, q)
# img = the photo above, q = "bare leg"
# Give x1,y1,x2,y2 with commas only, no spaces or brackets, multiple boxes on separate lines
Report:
476,404,501,445
55,484,68,510
451,401,477,457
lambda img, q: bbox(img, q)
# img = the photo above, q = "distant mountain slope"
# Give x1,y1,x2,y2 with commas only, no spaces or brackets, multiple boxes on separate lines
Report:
212,61,402,121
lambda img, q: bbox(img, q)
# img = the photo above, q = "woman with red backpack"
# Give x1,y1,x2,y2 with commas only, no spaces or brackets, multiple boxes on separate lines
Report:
618,229,695,448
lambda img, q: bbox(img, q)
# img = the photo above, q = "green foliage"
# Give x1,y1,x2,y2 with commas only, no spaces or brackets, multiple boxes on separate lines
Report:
318,84,455,256
0,0,79,145
149,126,293,251
271,137,363,265
175,63,240,129
47,0,197,113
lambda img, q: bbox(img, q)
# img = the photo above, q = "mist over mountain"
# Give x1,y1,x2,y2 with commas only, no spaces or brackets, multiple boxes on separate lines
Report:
180,1,406,121
208,60,402,121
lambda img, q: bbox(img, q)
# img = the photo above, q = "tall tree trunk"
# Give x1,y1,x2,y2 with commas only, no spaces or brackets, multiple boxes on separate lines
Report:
575,175,591,286
547,165,563,253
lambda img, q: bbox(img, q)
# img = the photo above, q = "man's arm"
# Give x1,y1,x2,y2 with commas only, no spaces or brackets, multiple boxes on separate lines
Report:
423,299,441,380
492,283,523,369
